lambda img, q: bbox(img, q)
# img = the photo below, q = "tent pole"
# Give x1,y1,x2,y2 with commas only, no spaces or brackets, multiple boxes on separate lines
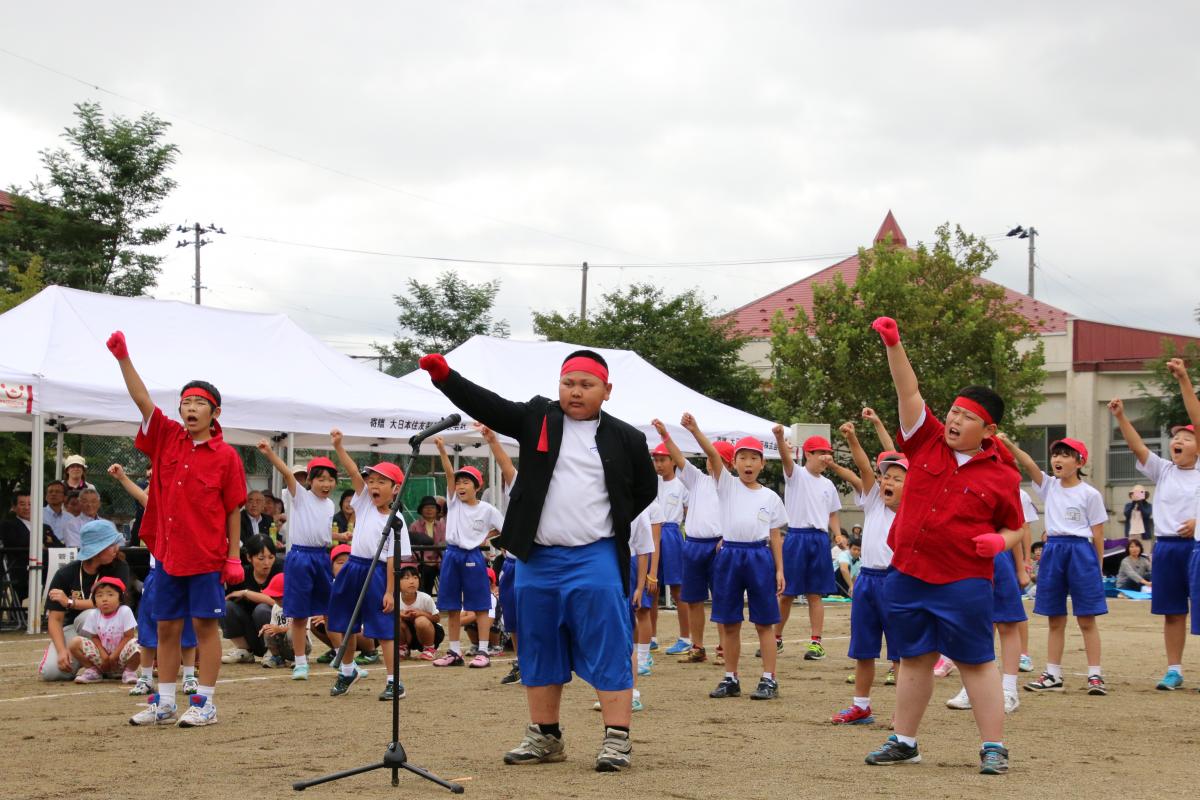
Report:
285,433,296,495
54,427,64,480
28,413,46,634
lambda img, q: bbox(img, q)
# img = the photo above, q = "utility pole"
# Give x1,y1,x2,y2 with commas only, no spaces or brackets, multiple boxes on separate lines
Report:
1005,225,1038,298
580,261,589,323
176,221,226,305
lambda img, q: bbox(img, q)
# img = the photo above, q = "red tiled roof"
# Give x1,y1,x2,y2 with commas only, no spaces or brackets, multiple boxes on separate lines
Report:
724,213,1072,338
0,190,13,212
1073,319,1200,372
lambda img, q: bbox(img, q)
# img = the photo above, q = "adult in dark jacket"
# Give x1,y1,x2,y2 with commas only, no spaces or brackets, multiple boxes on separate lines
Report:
419,348,657,773
1123,485,1153,540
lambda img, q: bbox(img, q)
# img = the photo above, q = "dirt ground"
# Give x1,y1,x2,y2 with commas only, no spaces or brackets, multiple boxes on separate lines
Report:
2,599,1196,800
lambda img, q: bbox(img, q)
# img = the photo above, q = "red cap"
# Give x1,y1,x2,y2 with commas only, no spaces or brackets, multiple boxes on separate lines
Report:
454,465,484,487
306,456,336,474
487,567,497,583
264,573,285,599
876,450,910,471
330,544,352,562
1050,437,1090,465
713,440,735,464
1170,423,1196,437
364,462,405,485
803,435,833,453
651,443,670,456
92,576,127,594
733,436,763,457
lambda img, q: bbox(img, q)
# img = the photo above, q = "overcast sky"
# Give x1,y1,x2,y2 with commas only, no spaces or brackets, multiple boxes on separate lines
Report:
3,2,1198,358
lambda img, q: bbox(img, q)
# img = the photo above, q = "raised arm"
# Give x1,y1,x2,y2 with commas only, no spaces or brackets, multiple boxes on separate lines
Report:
680,413,721,482
861,407,896,453
106,332,154,421
419,355,528,440
651,419,687,472
772,424,796,478
107,464,148,508
257,439,298,496
1108,398,1151,465
476,423,516,489
994,433,1043,486
1168,358,1200,431
871,317,924,433
433,437,455,486
331,429,364,494
838,422,872,496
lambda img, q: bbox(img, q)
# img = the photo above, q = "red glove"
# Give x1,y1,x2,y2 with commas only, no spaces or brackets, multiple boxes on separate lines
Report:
418,353,450,383
106,331,129,360
972,533,1006,558
871,317,900,347
221,558,244,586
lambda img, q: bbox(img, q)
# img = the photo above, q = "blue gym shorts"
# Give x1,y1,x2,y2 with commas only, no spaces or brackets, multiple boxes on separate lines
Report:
499,559,518,632
514,538,632,692
992,551,1029,624
680,537,721,604
1033,536,1108,618
138,565,197,648
283,545,334,618
327,555,393,641
710,541,782,627
1189,542,1200,634
437,545,492,613
629,557,654,612
848,566,895,661
1151,537,1192,617
657,522,684,586
782,527,835,597
154,569,225,621
885,570,995,664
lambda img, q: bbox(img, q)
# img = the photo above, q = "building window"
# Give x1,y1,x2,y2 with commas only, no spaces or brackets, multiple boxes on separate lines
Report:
1016,425,1067,474
1107,399,1166,483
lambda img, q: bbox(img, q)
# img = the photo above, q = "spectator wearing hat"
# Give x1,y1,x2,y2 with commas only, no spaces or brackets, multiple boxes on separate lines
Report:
61,487,102,549
220,534,282,663
63,454,96,492
259,573,311,668
409,495,446,595
71,576,140,683
38,519,130,680
1123,485,1154,541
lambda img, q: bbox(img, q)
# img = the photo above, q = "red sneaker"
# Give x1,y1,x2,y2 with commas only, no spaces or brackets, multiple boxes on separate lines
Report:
831,704,875,725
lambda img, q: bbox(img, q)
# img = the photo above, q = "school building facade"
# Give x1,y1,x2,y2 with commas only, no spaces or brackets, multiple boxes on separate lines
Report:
726,213,1200,536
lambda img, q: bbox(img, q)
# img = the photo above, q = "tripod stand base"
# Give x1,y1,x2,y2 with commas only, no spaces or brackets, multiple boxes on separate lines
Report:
293,743,464,793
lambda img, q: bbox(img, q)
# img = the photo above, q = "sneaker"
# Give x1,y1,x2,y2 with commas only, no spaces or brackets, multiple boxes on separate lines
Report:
713,646,725,666
261,654,288,669
501,663,521,685
74,666,102,684
1156,669,1183,691
292,664,310,681
354,650,381,666
946,686,972,710
664,638,692,655
330,668,366,696
648,638,659,651
750,676,779,700
468,653,491,669
885,667,897,686
397,646,410,661
979,742,1009,775
181,675,199,695
645,653,654,667
932,656,955,677
503,724,567,765
316,649,335,664
804,641,825,661
432,651,465,667
594,727,632,772
220,647,254,664
709,676,741,698
865,735,921,766
465,644,481,658
176,695,218,727
418,646,438,661
121,669,138,684
488,645,505,657
845,672,856,684
379,680,405,701
1018,654,1034,673
637,662,652,677
679,646,707,663
1024,672,1064,692
129,693,177,726
1087,675,1107,696
129,675,155,696
1004,690,1020,714
832,704,875,725
592,701,602,711
631,696,644,712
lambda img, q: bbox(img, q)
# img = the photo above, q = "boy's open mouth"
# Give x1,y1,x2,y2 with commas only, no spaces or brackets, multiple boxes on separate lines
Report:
882,487,895,499
947,426,961,438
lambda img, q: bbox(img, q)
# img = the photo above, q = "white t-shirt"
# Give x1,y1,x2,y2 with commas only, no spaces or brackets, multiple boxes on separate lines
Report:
716,469,788,543
535,417,613,546
285,485,335,548
445,495,504,549
79,605,137,653
1031,474,1108,538
783,466,840,530
680,462,722,539
399,590,438,616
855,483,896,570
1020,489,1039,524
656,474,688,526
349,487,410,559
630,500,664,557
1136,453,1200,538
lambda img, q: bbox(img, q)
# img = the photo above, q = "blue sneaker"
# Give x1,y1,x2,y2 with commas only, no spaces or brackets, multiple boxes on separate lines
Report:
979,742,1009,775
664,639,692,656
176,695,218,727
1157,670,1184,691
291,664,309,681
637,662,652,677
648,638,659,651
631,696,644,712
129,693,177,726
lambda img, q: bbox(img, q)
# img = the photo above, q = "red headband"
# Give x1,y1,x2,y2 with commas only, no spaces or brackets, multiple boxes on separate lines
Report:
181,387,219,407
560,356,609,383
952,396,994,427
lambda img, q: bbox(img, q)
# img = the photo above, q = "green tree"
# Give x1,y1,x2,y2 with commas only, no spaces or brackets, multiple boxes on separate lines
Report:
1134,340,1200,430
0,255,45,313
375,270,510,376
0,101,178,296
767,224,1046,454
531,283,763,411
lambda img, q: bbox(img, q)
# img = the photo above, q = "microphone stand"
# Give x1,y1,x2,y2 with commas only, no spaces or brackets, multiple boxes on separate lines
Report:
295,415,465,794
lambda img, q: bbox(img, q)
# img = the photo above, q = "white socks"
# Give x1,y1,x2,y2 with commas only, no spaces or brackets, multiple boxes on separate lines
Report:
294,655,308,667
340,662,357,677
1046,663,1063,679
853,696,870,710
1087,665,1102,678
1002,674,1018,693
449,641,462,655
636,643,651,664
159,684,176,706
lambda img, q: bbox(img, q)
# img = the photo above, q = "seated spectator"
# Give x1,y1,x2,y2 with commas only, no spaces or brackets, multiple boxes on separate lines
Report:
62,488,102,548
220,534,281,663
830,530,850,568
2,490,58,600
397,565,443,660
38,519,130,681
311,545,376,664
43,481,72,545
835,538,862,597
63,454,96,492
1123,485,1153,540
241,490,271,543
64,489,82,519
409,495,445,594
1026,541,1045,597
1116,538,1152,591
70,576,139,683
259,573,310,668
332,490,355,541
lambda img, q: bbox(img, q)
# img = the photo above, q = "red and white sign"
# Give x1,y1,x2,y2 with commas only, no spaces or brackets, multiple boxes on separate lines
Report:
0,383,35,414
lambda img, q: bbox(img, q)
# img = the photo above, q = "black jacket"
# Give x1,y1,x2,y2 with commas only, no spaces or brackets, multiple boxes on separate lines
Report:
434,369,657,593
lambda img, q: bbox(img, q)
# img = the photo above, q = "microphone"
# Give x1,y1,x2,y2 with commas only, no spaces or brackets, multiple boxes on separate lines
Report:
409,413,462,449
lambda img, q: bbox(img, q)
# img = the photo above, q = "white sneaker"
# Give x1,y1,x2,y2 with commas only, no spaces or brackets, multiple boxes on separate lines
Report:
220,648,254,664
176,696,218,727
945,686,972,709
1004,690,1020,714
181,675,199,695
129,694,178,726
